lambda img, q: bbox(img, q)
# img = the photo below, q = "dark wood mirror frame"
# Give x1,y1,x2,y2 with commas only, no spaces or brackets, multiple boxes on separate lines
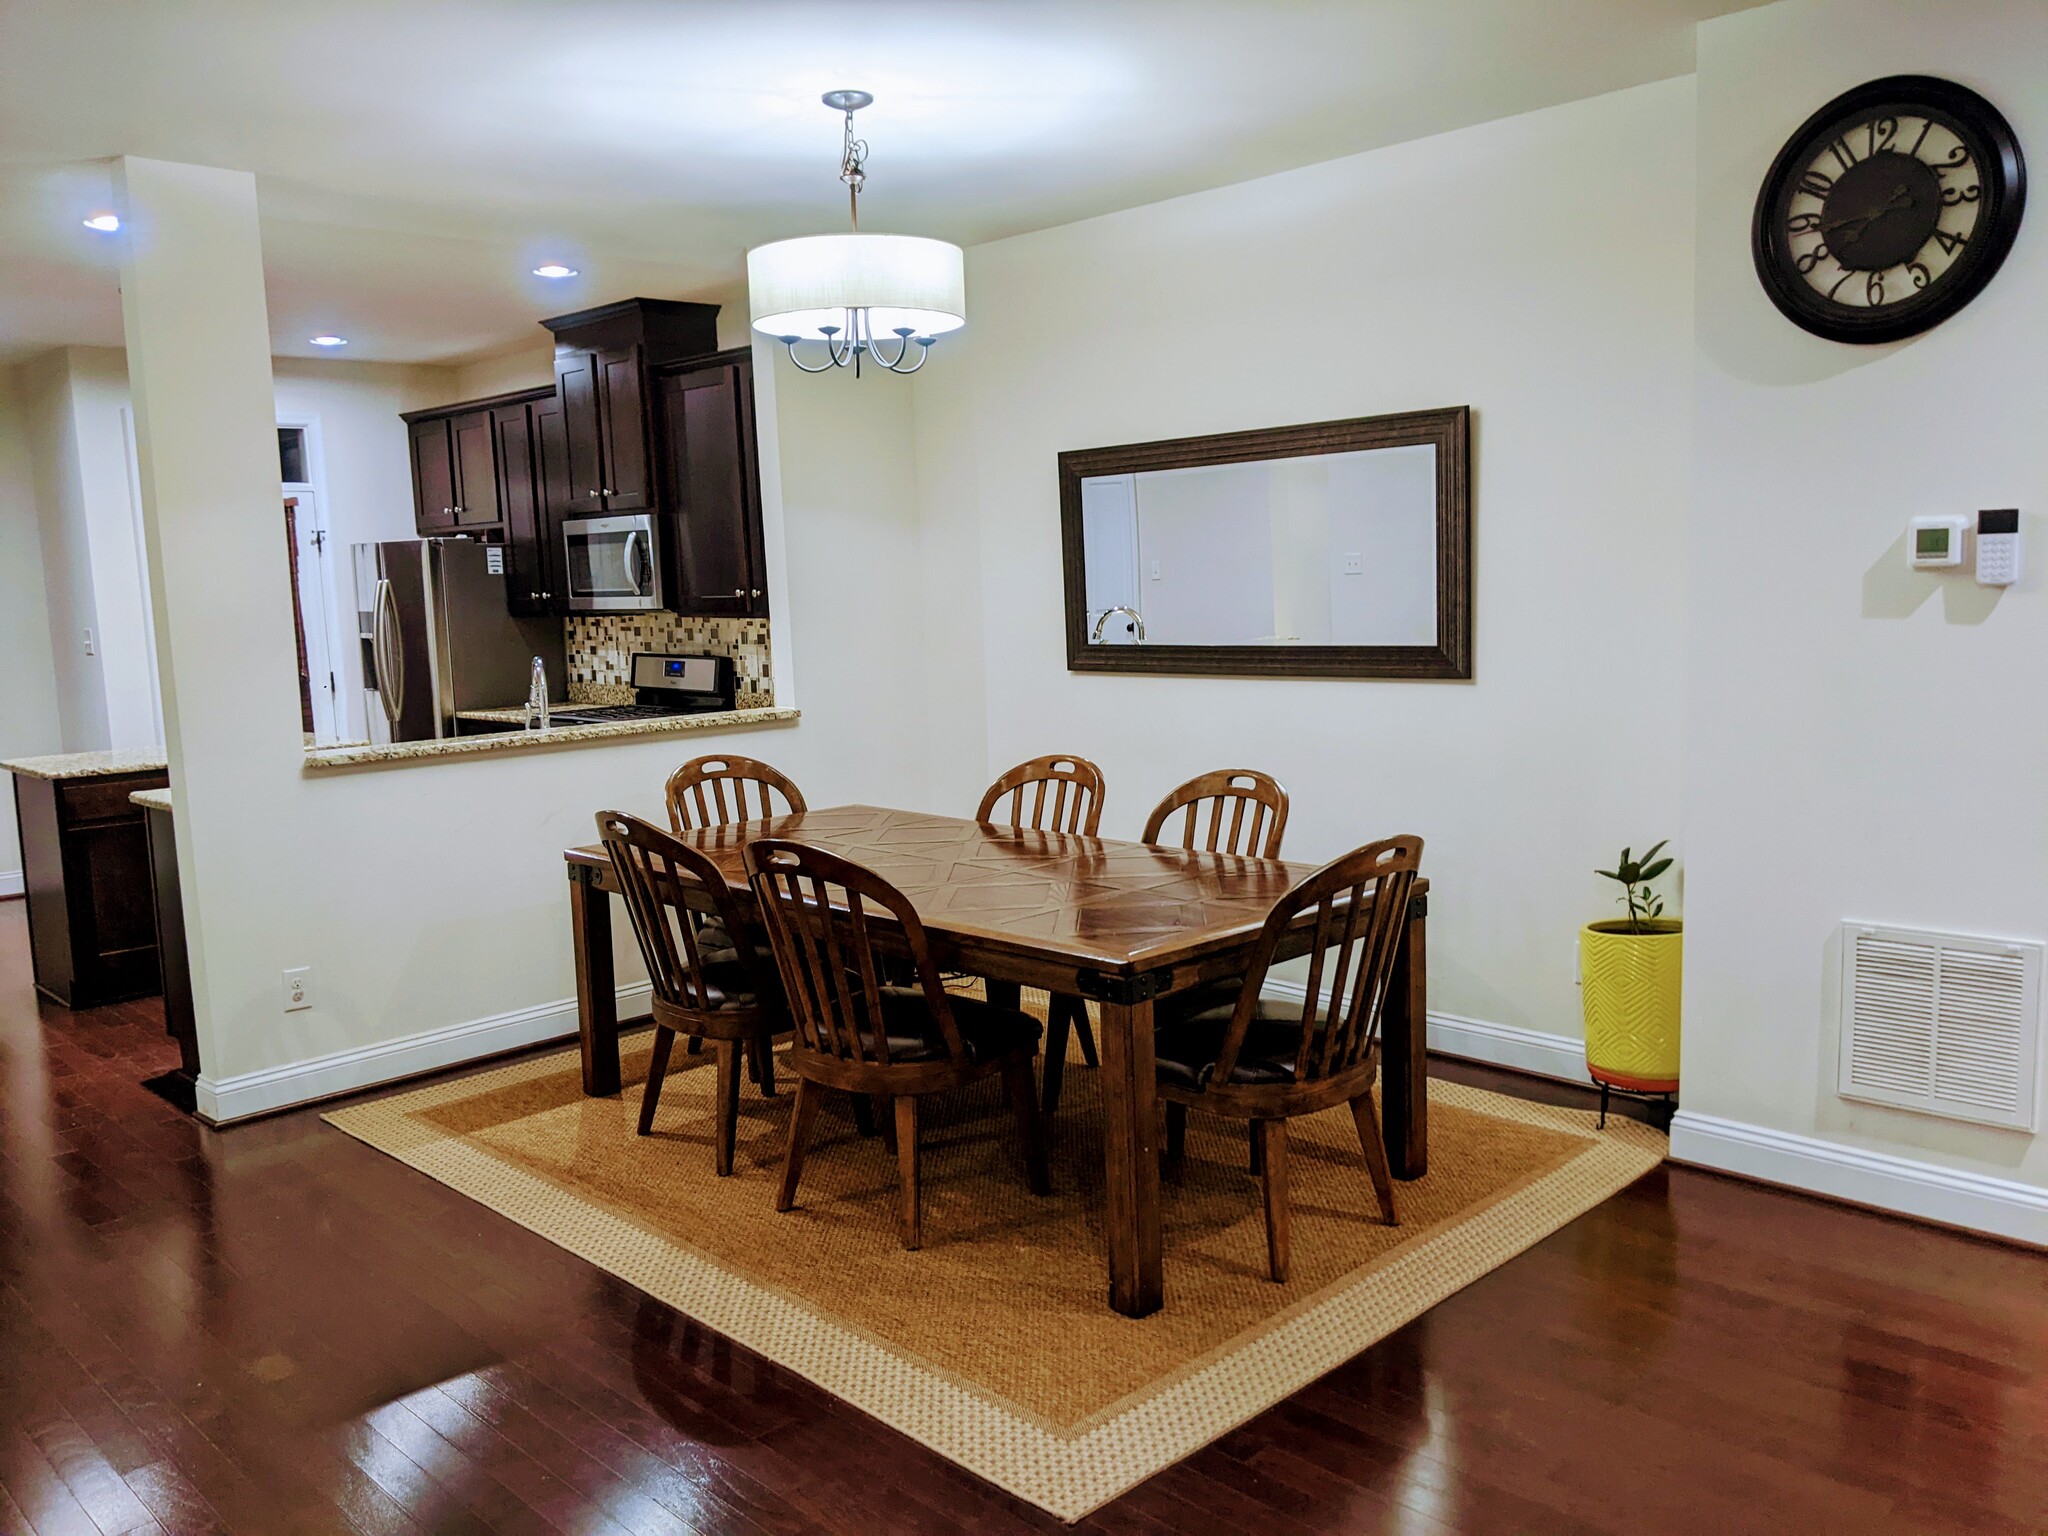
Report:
1059,405,1471,680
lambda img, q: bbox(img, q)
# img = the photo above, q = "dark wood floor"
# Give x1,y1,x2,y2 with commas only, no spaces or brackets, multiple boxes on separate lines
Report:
3,901,2045,1535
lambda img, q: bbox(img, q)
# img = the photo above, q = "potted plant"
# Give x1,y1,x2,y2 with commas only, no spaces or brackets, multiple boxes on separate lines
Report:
1581,842,1681,1126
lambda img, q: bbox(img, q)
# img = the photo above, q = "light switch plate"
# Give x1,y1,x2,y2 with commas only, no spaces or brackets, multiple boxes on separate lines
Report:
283,967,313,1013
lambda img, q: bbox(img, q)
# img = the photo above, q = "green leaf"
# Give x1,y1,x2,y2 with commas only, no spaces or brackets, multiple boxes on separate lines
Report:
1640,840,1669,864
1641,857,1673,880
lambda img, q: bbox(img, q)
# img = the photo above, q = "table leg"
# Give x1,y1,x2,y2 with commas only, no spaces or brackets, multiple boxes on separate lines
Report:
570,867,621,1097
984,979,1022,1011
1097,997,1164,1316
1380,904,1429,1179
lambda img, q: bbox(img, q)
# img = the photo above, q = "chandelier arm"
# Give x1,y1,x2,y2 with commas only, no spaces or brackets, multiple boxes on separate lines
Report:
782,341,836,374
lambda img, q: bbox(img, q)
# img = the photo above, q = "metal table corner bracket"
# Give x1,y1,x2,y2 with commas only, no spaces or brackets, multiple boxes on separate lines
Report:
567,861,603,886
1407,892,1428,920
1074,968,1171,1006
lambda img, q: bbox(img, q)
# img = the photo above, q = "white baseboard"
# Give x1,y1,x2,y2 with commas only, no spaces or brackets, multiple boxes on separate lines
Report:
194,981,653,1125
1670,1110,2048,1248
1259,980,1587,1083
0,869,22,899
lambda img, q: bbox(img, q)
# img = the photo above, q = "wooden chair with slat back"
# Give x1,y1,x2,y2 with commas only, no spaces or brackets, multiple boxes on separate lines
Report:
973,755,1108,1112
975,754,1104,836
1141,769,1290,860
597,811,788,1175
1153,835,1423,1282
744,838,1051,1250
1030,767,1296,1118
665,754,807,832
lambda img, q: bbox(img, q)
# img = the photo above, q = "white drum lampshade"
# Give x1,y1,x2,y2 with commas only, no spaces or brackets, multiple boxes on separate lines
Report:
748,233,966,341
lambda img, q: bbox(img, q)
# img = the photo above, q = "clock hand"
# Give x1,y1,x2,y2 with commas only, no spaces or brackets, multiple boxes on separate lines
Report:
1821,185,1914,245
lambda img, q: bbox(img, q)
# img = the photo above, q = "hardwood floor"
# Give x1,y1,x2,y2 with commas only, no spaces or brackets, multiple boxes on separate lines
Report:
2,897,2044,1534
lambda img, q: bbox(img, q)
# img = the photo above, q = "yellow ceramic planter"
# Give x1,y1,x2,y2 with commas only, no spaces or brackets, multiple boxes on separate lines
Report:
1579,919,1681,1092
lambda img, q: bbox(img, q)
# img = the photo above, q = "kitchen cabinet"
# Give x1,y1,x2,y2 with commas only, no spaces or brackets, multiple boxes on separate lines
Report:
408,418,458,534
657,353,768,617
543,299,717,524
406,407,506,535
399,299,764,619
9,765,170,1009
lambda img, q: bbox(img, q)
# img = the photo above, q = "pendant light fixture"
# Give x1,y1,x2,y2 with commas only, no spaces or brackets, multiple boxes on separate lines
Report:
748,91,965,376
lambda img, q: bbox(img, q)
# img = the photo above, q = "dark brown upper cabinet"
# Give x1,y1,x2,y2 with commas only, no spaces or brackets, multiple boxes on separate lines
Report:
657,353,767,618
408,417,458,534
407,409,505,534
543,300,717,521
450,409,501,529
400,299,766,620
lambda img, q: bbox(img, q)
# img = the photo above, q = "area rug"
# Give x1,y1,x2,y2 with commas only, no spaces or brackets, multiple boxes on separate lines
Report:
326,1010,1665,1521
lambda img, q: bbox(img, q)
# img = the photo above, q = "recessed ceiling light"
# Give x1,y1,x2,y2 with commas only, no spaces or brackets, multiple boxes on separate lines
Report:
532,263,579,279
82,213,120,232
308,334,348,347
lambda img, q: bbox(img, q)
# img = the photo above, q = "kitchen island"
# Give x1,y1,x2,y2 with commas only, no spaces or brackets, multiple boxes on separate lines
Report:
3,748,171,1007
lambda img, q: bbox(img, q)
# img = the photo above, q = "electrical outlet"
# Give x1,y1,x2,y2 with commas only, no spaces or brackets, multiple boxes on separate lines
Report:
283,966,313,1013
82,627,95,656
1341,552,1364,576
1148,559,1162,581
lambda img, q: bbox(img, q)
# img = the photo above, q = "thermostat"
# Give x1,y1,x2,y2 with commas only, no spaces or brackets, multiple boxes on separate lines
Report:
1909,516,1968,569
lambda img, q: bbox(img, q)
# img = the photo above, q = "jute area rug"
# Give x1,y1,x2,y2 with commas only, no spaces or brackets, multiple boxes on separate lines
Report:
326,1002,1664,1522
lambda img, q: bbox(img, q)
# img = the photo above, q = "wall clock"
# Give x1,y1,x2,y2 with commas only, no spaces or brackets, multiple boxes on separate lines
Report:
1753,75,2025,344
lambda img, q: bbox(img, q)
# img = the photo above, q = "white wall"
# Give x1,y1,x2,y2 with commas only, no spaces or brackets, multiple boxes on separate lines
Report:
0,368,63,885
18,349,111,751
1679,0,2048,1202
912,77,1697,1045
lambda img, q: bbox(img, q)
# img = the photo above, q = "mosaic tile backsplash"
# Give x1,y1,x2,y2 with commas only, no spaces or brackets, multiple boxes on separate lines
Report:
565,615,774,709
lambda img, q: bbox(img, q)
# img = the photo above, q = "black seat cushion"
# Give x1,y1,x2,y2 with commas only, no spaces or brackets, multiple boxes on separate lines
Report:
852,987,1042,1065
673,957,773,1013
691,916,741,967
1154,993,1315,1091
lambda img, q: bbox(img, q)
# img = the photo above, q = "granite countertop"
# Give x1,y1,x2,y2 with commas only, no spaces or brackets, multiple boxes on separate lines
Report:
129,788,174,813
454,704,576,725
0,747,170,781
302,705,800,771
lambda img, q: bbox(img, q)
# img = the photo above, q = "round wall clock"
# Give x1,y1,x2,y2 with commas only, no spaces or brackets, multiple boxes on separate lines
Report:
1752,74,2026,344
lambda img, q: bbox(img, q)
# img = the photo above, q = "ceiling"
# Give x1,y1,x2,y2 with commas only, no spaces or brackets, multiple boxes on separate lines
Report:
0,0,1767,367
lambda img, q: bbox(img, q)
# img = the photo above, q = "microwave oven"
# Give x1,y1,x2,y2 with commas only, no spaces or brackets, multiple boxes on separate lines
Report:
562,512,664,612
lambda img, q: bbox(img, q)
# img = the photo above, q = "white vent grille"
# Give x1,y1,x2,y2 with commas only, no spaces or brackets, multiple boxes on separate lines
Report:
1839,923,2040,1131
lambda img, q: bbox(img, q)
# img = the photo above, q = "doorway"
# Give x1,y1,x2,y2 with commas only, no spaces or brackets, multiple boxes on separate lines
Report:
279,424,344,745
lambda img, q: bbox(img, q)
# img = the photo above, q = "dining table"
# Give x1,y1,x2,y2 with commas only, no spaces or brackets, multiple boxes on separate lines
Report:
563,804,1428,1318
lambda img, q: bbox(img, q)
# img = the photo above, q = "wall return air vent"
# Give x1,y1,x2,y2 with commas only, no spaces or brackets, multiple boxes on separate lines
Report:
1838,923,2041,1132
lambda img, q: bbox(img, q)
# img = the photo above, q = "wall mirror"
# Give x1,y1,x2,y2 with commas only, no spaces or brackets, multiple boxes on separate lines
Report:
1059,406,1470,679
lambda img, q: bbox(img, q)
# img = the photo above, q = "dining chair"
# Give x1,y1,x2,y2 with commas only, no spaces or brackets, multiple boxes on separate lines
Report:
975,754,1104,836
665,754,807,832
1054,767,1295,1122
1141,769,1290,860
974,755,1107,1113
598,811,788,1175
1153,834,1422,1282
663,754,807,1078
744,838,1051,1250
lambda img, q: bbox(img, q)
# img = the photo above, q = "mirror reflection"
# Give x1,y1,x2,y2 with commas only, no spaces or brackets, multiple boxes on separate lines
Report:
1079,443,1439,648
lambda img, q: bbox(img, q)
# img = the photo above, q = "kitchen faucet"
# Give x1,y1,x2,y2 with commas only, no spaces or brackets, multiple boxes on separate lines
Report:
1090,605,1146,643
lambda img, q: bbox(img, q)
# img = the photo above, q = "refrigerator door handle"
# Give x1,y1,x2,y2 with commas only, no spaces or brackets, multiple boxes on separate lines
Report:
373,578,405,723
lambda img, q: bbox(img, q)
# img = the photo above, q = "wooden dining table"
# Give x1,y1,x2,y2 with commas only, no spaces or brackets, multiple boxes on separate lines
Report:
563,804,1429,1318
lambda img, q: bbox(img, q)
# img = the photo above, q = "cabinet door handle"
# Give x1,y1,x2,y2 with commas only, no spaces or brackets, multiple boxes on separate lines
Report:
750,589,761,598
588,489,601,498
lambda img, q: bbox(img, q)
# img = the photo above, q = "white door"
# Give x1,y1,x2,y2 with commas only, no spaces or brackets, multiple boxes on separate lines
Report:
1081,474,1142,643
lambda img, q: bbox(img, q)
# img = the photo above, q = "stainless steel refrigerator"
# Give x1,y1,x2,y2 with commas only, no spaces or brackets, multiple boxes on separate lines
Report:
353,539,567,744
